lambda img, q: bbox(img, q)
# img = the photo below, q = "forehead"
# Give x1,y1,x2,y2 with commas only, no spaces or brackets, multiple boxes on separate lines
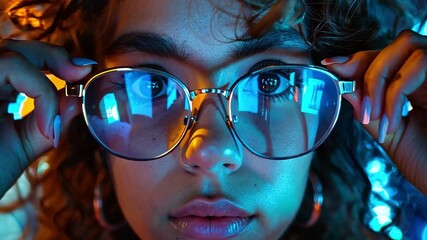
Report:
113,0,248,42
107,0,308,68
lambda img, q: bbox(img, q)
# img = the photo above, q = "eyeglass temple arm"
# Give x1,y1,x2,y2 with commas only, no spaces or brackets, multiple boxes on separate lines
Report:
338,80,356,94
65,83,84,97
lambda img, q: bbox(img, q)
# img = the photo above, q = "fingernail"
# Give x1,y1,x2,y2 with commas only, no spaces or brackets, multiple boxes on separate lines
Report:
378,114,388,144
53,115,61,149
361,96,371,124
321,56,350,65
44,116,54,140
71,57,98,66
401,98,412,117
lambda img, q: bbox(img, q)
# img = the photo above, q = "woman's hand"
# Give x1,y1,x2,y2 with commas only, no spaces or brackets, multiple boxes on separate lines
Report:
0,39,93,198
323,29,427,195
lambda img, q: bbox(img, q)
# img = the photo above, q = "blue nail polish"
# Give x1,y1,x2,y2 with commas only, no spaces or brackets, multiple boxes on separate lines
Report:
71,57,97,66
378,114,389,144
401,98,412,117
361,96,371,125
53,115,61,149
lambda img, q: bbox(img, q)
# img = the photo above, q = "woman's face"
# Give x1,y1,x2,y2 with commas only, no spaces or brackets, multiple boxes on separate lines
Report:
103,1,313,239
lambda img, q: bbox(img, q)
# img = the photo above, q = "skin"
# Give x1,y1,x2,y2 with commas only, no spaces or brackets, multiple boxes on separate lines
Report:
324,31,427,195
0,0,426,239
104,1,313,239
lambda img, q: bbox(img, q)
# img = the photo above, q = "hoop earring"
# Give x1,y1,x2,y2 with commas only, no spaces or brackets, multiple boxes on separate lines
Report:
93,169,126,231
179,157,193,169
299,171,324,228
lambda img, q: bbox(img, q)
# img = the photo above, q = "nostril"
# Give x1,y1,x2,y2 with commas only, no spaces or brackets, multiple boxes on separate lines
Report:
223,163,240,172
224,163,232,168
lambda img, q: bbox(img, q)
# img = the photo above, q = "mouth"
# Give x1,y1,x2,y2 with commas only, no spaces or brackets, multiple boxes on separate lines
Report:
169,198,254,240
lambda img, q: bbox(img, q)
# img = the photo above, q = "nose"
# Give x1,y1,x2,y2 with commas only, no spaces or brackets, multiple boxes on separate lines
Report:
180,94,243,175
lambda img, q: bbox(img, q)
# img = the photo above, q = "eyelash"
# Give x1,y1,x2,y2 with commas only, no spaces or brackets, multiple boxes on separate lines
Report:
111,60,290,95
248,59,286,73
110,73,126,90
265,89,294,102
109,74,166,106
249,60,297,102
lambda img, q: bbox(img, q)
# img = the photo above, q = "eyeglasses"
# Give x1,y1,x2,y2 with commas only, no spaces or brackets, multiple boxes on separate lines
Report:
66,65,355,161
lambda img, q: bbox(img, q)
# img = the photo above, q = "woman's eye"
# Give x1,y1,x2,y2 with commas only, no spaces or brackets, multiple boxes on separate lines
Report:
258,72,284,94
256,72,290,96
129,75,166,99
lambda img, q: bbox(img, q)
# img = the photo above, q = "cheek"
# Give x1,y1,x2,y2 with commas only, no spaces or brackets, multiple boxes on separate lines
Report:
249,154,311,237
107,156,177,239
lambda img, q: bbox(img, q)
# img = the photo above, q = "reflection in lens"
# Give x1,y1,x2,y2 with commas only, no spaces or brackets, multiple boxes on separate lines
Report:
230,66,340,159
100,93,120,124
83,69,191,160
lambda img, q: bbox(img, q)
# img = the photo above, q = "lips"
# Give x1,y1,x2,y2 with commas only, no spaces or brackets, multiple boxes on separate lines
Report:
169,198,254,239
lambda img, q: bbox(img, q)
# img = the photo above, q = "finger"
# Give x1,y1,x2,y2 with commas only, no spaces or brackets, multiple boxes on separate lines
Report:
322,50,379,79
59,89,82,130
363,30,427,119
0,51,58,139
384,48,427,134
0,84,19,101
0,39,94,82
321,50,379,122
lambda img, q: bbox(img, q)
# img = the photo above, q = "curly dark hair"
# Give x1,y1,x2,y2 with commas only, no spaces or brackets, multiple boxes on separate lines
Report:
1,0,424,239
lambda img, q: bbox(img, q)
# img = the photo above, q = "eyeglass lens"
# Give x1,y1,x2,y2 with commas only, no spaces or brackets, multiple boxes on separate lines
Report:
229,66,340,159
82,66,341,160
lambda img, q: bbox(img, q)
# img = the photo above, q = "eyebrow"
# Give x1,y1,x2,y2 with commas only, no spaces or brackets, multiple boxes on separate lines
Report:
106,32,189,60
106,28,309,61
233,28,310,58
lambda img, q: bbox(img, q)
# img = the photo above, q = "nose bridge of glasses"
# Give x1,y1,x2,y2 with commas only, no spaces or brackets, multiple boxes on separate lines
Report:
185,88,232,127
189,88,231,100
